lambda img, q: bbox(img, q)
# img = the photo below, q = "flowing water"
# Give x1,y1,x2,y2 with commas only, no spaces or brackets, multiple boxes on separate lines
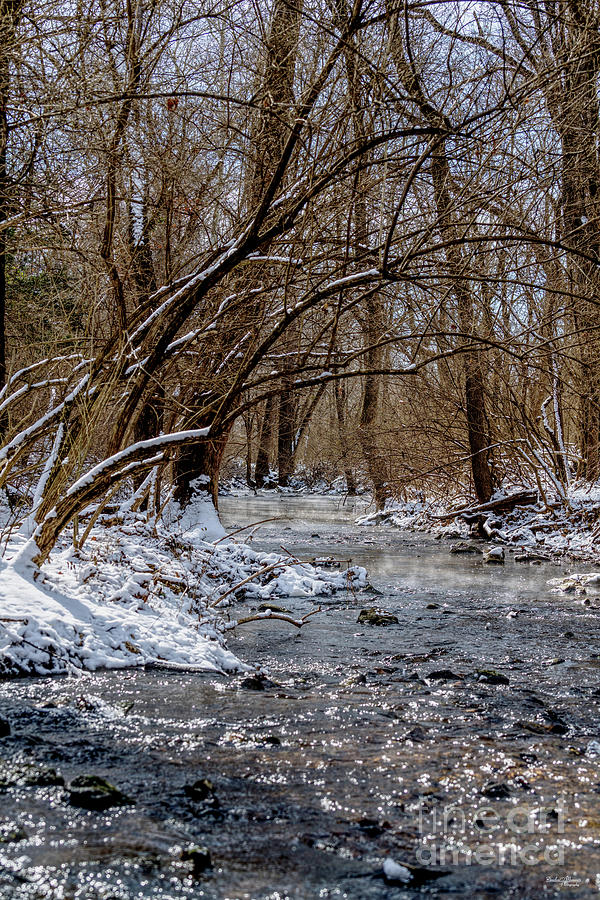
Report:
1,495,600,898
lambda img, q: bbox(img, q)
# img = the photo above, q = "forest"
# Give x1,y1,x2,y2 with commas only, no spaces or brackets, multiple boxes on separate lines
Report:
2,2,600,894
1,0,599,558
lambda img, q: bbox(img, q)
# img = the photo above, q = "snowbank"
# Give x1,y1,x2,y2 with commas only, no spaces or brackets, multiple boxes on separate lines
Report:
358,486,600,564
0,513,366,678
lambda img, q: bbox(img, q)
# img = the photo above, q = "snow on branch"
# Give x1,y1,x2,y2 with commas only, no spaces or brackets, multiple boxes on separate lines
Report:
0,374,91,464
66,429,210,497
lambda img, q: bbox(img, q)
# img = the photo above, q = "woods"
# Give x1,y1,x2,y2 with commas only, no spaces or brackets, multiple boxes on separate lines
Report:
2,0,600,559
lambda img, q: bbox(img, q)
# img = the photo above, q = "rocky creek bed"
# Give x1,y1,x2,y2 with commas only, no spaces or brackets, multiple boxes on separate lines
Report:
0,495,599,898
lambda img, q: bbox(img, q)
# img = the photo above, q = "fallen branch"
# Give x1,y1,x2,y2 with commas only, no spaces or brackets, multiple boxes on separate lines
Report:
233,607,322,629
429,490,538,522
212,516,286,545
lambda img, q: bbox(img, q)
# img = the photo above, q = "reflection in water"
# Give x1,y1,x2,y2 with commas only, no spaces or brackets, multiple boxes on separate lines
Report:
0,495,599,898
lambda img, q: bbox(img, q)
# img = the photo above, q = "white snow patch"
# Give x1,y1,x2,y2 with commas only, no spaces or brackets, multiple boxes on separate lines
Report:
383,859,411,882
0,495,366,677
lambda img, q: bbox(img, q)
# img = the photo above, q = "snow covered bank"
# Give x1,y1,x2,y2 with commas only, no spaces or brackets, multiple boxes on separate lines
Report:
358,485,600,564
0,507,366,678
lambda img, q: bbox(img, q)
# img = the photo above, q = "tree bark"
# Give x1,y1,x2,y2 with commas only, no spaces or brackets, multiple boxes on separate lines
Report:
255,394,275,486
334,379,357,494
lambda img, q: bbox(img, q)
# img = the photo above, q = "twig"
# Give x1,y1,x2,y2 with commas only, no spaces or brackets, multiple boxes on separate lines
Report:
210,561,287,607
212,516,286,545
233,607,321,628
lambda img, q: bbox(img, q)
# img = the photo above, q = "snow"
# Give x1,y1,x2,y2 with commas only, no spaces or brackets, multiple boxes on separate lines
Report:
359,482,600,565
66,430,210,496
0,373,90,463
383,858,411,882
0,492,365,678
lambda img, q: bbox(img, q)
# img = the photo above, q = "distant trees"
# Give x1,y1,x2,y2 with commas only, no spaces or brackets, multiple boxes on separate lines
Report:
4,0,600,564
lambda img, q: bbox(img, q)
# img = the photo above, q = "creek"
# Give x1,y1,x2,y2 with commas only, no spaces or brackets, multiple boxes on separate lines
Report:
0,494,599,898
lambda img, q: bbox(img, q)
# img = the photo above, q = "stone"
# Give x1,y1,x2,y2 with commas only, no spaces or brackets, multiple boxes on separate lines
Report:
240,675,266,690
0,823,27,843
0,718,10,738
450,541,482,555
0,763,64,789
382,859,449,885
357,608,399,626
476,669,509,685
68,774,132,810
427,669,462,681
257,602,290,613
480,781,511,799
184,778,215,802
483,547,505,564
180,845,212,876
518,720,568,736
514,552,549,563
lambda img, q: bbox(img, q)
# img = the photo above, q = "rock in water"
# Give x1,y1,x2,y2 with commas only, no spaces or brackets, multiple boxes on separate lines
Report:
476,669,509,685
68,774,132,810
184,778,215,802
427,669,463,681
480,780,511,799
483,547,505,564
180,845,212,875
0,823,27,843
382,858,449,885
0,763,64,788
357,608,399,626
0,718,10,738
383,859,411,883
450,541,482,554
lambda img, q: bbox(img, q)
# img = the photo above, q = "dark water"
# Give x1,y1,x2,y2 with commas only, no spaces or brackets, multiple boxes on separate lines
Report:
1,495,600,898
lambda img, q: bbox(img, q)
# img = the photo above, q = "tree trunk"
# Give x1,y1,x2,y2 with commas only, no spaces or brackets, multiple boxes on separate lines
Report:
334,379,357,494
339,5,388,508
173,0,303,504
430,150,494,503
386,2,494,502
277,376,295,487
255,394,275,486
173,428,231,509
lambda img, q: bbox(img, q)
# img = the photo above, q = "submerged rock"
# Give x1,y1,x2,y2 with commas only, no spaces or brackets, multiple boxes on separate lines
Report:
0,718,10,738
240,675,270,691
357,608,399,626
450,541,482,555
427,669,463,682
342,672,368,686
68,774,132,810
518,720,568,736
480,780,511,799
0,763,64,789
257,602,291,613
476,669,510,685
180,845,212,876
0,823,27,843
382,858,449,885
184,778,215,802
514,551,550,563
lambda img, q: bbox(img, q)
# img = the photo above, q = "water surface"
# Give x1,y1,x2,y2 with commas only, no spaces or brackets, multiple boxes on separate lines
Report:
0,495,599,898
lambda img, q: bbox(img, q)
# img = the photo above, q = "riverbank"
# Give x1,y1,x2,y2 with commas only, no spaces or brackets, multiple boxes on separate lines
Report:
0,495,366,677
355,485,600,565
